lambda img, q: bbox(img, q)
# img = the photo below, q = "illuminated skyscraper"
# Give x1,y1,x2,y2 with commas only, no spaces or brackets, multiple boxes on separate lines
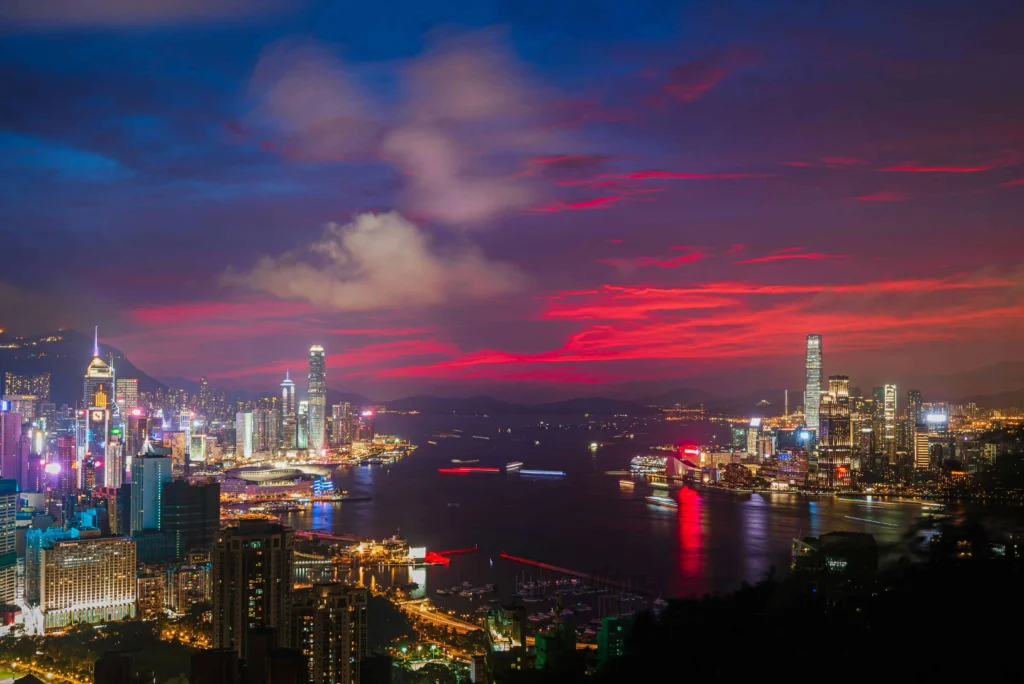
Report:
0,479,16,604
130,454,172,534
804,335,822,431
115,378,138,419
307,345,326,456
818,393,853,488
828,375,850,405
331,403,352,446
280,371,296,449
291,583,368,684
883,384,898,462
914,428,931,471
3,372,50,401
906,390,923,425
297,401,309,450
235,412,254,460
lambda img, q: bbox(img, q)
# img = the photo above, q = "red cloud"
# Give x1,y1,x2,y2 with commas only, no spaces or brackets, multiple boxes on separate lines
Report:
737,249,849,264
725,244,746,254
597,249,708,270
884,151,1021,173
621,170,766,181
854,191,910,202
528,195,623,213
1001,178,1024,187
655,50,757,105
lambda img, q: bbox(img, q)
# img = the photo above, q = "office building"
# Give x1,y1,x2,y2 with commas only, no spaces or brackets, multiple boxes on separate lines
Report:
828,375,850,405
906,390,923,426
307,345,327,457
235,412,254,460
804,334,823,431
3,372,50,401
55,435,76,493
280,371,297,449
331,403,352,446
355,410,374,443
0,479,15,604
213,520,295,660
162,480,220,560
297,401,309,449
105,440,125,489
818,392,853,489
130,454,172,534
84,329,114,460
883,384,898,463
115,378,139,418
254,408,281,453
291,583,369,684
39,536,136,631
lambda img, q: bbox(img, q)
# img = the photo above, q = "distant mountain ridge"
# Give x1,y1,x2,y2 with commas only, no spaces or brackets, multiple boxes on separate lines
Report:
0,329,164,406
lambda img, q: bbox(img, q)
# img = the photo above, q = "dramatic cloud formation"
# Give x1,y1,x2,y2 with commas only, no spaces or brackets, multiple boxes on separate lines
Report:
248,32,557,226
222,212,525,311
0,0,296,28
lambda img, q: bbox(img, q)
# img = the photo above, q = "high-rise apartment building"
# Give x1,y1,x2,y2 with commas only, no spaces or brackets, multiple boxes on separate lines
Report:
130,454,172,534
291,583,369,684
906,390,923,426
307,345,327,456
213,520,295,661
914,428,931,471
804,334,823,431
280,371,297,449
254,409,281,453
0,411,22,485
0,479,16,604
39,536,137,631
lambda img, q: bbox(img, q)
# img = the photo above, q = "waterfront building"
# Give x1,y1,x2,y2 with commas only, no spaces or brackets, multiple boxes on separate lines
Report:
331,403,352,446
291,583,369,683
307,345,327,457
130,453,172,534
39,536,137,631
818,391,853,489
280,371,297,449
213,520,295,660
804,334,823,431
0,479,15,604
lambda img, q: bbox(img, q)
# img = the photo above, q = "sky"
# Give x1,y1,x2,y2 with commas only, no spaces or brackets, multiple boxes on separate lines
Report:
1,0,1023,401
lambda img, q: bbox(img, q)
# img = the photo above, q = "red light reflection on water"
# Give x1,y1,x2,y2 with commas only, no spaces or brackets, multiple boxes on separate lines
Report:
677,486,705,585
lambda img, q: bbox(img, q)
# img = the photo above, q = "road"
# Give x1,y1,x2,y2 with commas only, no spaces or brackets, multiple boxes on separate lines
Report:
398,600,483,632
1,659,86,684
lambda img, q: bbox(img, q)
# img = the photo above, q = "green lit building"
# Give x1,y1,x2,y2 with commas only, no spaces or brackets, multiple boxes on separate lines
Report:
597,615,632,670
535,622,576,671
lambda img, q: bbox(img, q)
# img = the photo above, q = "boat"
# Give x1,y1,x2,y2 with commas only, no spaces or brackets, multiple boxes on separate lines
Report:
646,495,679,509
506,461,524,470
427,440,438,445
436,589,450,595
519,469,566,477
605,470,630,476
472,436,490,440
451,459,480,464
618,479,635,488
650,481,669,489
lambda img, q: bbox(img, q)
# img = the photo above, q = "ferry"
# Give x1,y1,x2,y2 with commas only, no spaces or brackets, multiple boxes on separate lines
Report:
427,440,438,445
451,459,480,464
605,470,631,476
506,461,524,470
618,479,635,488
650,481,670,489
631,456,667,474
520,469,566,477
646,495,679,509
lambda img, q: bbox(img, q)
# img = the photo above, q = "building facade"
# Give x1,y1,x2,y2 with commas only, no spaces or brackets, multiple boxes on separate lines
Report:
280,372,297,450
213,520,295,660
804,334,823,431
307,345,327,457
39,536,137,631
291,583,369,683
130,454,172,534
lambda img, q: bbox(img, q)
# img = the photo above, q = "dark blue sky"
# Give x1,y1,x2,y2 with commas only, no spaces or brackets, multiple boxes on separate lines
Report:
2,0,1023,400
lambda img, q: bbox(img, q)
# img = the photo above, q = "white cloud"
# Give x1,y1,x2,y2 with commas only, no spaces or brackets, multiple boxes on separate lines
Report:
222,212,525,311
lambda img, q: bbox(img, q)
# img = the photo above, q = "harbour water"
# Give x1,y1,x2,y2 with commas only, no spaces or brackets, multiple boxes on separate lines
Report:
281,413,933,605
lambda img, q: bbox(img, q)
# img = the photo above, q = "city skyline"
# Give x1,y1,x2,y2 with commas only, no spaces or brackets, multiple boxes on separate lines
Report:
1,1,1023,401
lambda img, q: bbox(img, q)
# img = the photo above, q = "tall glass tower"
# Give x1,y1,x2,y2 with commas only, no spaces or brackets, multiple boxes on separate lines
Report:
280,371,296,449
307,345,326,456
804,334,823,431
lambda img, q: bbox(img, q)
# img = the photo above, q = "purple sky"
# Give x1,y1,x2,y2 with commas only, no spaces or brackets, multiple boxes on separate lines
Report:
1,0,1023,401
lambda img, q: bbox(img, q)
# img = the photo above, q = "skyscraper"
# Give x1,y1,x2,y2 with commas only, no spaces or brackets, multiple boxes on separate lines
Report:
280,371,297,449
883,384,898,463
235,412,254,460
3,372,50,401
804,334,822,431
906,390,923,425
115,377,138,419
307,345,327,456
0,479,16,604
213,520,295,660
331,403,352,446
162,480,220,561
130,454,172,534
0,410,21,485
818,379,853,488
291,583,369,684
84,329,114,480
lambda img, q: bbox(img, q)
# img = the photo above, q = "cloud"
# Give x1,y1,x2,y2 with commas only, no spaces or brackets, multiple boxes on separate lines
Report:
653,50,757,105
883,151,1021,173
597,248,707,269
619,170,768,180
854,191,910,202
222,211,525,311
737,249,849,264
247,42,382,162
0,0,297,28
528,195,623,213
249,31,559,226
